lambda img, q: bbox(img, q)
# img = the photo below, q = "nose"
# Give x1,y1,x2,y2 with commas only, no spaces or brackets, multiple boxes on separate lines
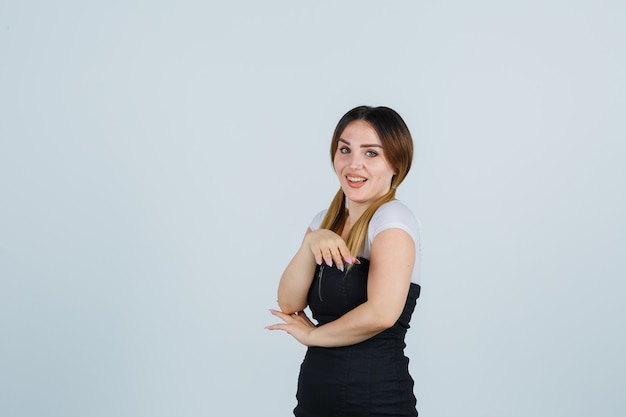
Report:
350,153,364,169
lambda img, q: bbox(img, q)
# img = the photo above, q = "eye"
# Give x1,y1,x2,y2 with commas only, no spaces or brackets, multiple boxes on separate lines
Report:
339,146,350,154
365,150,378,157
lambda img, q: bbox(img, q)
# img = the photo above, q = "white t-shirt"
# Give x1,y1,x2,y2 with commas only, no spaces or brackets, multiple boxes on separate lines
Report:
308,200,421,284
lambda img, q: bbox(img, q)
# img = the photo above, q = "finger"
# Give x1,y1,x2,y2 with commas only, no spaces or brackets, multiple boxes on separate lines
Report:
265,323,286,331
328,247,345,272
293,310,309,320
295,311,316,328
337,245,354,265
320,248,334,267
308,233,330,266
293,317,313,329
311,248,323,266
269,309,290,321
342,252,360,265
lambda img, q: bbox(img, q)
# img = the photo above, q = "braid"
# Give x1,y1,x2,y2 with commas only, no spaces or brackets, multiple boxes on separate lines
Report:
318,188,396,260
345,189,396,257
319,189,346,234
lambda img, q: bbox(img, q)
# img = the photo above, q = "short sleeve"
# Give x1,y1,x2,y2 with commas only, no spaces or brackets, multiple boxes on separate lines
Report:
367,200,421,284
309,209,327,231
369,200,420,245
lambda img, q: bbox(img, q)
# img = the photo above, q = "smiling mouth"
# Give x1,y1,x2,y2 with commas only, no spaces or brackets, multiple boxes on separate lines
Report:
347,176,367,183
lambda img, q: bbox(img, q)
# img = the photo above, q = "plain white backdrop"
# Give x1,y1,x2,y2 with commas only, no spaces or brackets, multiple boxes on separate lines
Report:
1,1,625,416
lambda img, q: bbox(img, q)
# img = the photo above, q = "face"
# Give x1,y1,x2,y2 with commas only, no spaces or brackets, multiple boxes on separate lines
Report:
333,120,397,210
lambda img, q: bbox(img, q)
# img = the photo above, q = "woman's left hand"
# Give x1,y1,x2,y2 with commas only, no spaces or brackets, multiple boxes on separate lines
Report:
266,309,317,346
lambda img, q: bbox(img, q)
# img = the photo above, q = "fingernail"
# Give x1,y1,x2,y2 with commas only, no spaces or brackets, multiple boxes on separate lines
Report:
264,325,271,330
268,308,275,313
326,260,333,267
338,264,344,272
347,257,354,264
354,258,361,264
316,259,322,265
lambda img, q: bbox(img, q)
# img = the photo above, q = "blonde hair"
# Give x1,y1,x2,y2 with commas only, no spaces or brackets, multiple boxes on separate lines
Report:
319,106,414,258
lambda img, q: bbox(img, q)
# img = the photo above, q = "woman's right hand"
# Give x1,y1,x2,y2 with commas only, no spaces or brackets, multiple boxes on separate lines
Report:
303,229,359,271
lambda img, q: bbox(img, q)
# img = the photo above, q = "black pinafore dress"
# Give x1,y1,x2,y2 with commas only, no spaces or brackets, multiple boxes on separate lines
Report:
294,259,420,417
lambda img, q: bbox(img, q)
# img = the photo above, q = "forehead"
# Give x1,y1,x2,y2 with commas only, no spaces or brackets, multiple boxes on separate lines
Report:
339,120,381,145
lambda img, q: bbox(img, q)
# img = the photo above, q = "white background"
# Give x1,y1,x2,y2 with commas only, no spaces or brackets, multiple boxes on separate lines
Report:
1,1,625,416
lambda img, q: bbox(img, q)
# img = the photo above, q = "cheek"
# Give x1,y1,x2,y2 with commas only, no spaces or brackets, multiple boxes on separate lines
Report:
332,155,342,172
380,166,397,182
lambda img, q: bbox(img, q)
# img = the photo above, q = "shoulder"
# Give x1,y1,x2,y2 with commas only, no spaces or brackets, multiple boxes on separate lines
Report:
369,200,420,242
309,209,327,231
372,200,419,225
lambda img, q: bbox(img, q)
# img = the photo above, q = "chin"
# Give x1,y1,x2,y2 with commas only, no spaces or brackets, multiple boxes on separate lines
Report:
344,194,370,204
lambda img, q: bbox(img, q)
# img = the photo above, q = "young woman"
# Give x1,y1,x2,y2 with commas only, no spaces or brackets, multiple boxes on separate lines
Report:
267,106,421,417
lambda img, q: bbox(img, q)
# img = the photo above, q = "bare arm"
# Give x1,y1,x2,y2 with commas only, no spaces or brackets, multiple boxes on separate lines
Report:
276,229,317,314
269,228,415,346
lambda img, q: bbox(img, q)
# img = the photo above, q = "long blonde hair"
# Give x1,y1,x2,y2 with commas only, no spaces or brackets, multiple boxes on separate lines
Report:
319,106,414,257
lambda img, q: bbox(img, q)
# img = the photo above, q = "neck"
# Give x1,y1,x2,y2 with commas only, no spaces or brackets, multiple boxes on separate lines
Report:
344,202,368,230
345,193,396,228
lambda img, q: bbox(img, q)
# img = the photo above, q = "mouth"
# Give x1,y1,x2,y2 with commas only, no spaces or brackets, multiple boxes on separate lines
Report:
346,175,367,187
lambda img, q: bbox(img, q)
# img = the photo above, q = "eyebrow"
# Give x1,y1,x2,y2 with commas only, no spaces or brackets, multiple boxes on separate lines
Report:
338,138,383,148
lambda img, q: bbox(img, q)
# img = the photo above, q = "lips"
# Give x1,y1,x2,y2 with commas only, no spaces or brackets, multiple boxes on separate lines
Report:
346,175,367,188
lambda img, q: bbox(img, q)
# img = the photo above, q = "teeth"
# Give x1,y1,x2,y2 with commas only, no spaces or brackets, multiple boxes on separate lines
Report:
347,177,366,182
